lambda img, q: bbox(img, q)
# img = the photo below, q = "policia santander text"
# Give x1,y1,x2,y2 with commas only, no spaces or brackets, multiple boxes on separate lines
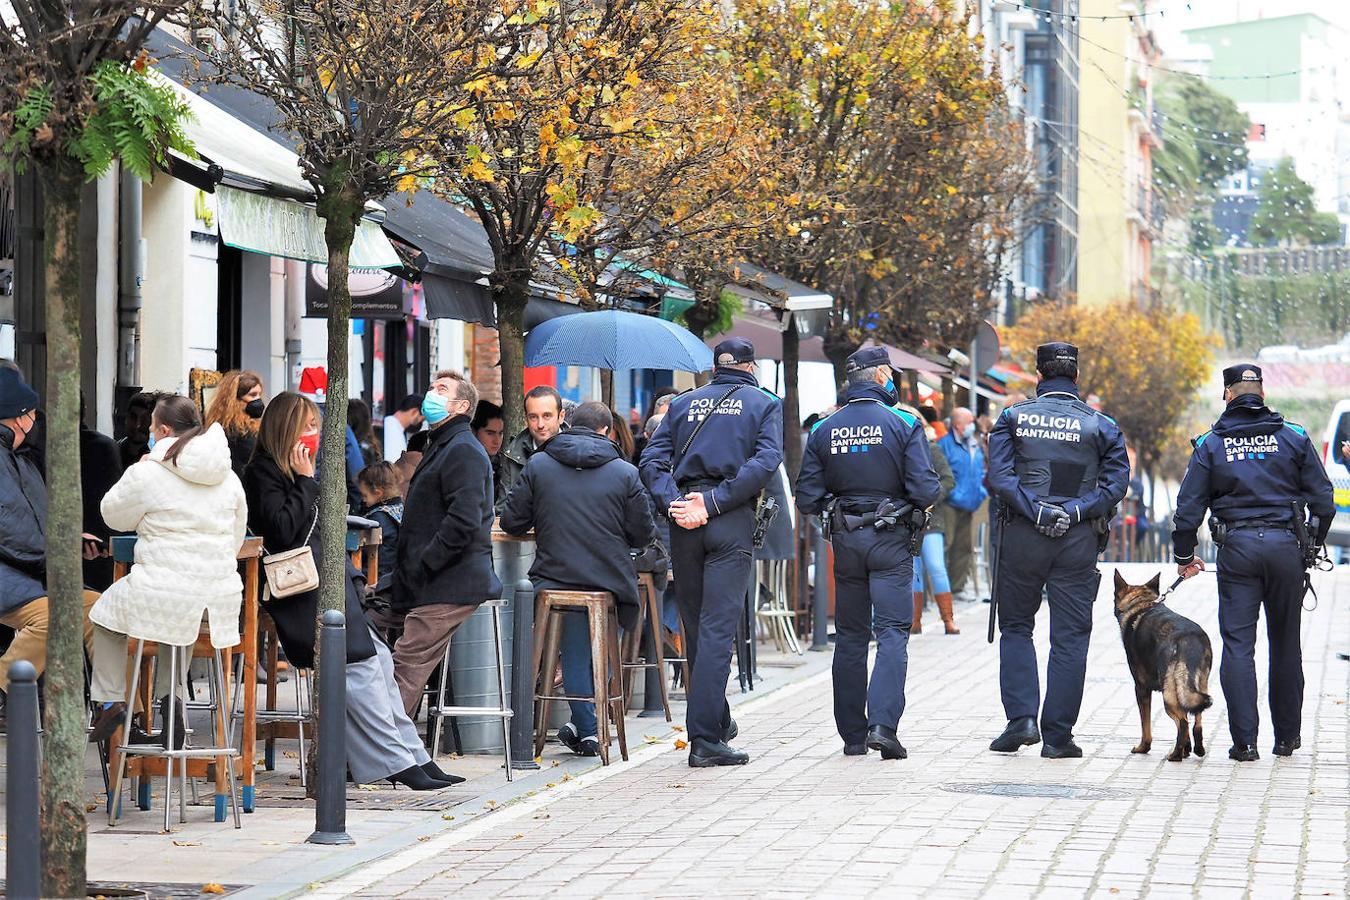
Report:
796,345,940,760
640,337,784,768
987,342,1129,759
1171,364,1334,762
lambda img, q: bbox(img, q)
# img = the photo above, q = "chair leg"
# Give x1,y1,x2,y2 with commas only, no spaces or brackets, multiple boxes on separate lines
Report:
647,587,672,722
490,604,513,782
108,639,145,827
295,669,308,788
588,603,610,766
431,638,453,763
607,608,629,762
534,610,562,759
216,649,242,829
164,648,178,833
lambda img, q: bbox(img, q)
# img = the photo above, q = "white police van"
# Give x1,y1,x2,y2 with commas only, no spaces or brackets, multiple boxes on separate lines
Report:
1323,399,1350,547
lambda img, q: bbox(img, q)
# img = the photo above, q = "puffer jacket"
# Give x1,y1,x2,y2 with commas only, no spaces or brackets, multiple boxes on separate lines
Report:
92,424,248,648
0,424,48,616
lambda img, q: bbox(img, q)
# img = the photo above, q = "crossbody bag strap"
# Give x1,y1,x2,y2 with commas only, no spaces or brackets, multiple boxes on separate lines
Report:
261,505,320,559
674,384,744,468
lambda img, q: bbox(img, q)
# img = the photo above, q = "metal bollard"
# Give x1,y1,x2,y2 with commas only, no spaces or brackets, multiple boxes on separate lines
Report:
307,610,354,845
810,522,830,651
6,661,40,899
508,579,540,771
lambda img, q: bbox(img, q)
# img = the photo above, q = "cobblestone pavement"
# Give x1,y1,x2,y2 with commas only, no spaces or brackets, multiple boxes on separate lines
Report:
306,563,1350,899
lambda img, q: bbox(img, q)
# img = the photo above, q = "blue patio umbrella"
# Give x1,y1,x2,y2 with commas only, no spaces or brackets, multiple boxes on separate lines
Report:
524,309,713,372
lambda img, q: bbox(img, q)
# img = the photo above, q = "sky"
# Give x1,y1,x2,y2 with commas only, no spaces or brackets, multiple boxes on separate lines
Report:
1152,0,1350,57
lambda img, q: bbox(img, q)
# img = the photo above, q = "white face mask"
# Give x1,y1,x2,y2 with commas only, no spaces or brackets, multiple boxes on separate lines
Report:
962,423,976,440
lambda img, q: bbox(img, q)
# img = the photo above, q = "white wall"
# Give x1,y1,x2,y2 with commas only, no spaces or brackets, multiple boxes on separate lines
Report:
140,176,195,394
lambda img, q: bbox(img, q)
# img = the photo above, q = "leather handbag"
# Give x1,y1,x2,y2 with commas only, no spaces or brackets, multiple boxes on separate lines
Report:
262,509,320,598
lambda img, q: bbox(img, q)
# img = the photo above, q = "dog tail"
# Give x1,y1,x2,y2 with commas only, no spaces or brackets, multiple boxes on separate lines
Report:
1183,654,1213,714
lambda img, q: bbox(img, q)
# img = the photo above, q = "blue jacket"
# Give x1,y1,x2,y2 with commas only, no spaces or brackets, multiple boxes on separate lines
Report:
796,382,941,514
640,368,784,517
0,426,47,615
937,431,988,513
1172,393,1335,563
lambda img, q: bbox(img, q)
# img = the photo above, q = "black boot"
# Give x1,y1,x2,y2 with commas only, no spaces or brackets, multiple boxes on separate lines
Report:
990,716,1040,753
723,718,739,743
688,738,749,767
843,743,869,756
387,765,455,790
420,761,466,785
1229,744,1259,762
1040,740,1083,759
1272,737,1300,757
865,726,906,760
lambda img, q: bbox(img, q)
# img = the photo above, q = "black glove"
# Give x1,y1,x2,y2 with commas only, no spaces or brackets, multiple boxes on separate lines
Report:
1034,502,1071,538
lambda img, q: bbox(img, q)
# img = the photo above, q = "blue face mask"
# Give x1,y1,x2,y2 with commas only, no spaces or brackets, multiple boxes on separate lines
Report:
421,392,451,425
147,431,157,450
882,378,898,404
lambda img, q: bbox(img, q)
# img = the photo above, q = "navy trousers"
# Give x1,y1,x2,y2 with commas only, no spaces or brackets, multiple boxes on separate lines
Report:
829,526,914,745
997,517,1100,746
669,504,754,744
1215,528,1305,746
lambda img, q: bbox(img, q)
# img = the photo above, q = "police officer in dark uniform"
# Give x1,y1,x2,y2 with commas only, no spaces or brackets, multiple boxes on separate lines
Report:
796,345,940,759
1172,364,1334,761
640,337,783,767
987,342,1129,758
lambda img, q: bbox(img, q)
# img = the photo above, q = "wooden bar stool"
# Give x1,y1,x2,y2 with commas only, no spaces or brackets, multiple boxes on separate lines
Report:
621,574,672,720
532,590,628,765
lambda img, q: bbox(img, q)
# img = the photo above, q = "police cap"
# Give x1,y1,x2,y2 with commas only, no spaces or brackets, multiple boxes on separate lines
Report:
845,345,890,374
1222,364,1262,387
713,337,756,366
1036,342,1078,369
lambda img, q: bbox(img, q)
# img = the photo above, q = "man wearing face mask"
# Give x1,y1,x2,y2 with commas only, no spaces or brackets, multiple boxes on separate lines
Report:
389,369,501,713
938,407,988,603
0,367,99,719
796,345,940,759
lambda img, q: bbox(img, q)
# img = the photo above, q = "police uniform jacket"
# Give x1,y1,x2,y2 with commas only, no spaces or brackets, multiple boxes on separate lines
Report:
987,377,1129,526
639,368,784,516
1171,393,1335,563
795,382,941,515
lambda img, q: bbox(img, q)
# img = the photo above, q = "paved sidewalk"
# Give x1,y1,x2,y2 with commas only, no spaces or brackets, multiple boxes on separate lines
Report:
302,563,1350,899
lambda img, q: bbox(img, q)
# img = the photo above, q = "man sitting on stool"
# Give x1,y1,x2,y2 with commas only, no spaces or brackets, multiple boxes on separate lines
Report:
500,401,655,755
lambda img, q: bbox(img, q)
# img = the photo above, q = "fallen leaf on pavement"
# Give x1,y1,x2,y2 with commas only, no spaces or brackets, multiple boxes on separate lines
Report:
485,799,498,808
674,739,688,749
417,836,432,842
545,782,556,788
561,773,573,782
642,735,661,744
441,814,456,821
172,840,201,847
202,884,226,894
534,812,551,820
511,833,523,840
534,756,543,764
671,725,685,732
550,760,561,767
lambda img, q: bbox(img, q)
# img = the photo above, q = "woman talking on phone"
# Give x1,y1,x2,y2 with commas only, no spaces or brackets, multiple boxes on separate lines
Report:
243,392,461,790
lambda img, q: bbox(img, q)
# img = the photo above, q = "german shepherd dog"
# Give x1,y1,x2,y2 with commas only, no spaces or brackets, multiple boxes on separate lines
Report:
1112,571,1214,761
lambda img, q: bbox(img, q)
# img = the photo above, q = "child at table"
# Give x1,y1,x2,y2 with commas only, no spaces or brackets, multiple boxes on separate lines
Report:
357,461,402,603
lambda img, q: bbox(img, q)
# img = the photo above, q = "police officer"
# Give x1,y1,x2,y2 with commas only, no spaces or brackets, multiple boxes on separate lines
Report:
1172,364,1334,761
640,337,783,767
987,342,1129,758
796,345,940,759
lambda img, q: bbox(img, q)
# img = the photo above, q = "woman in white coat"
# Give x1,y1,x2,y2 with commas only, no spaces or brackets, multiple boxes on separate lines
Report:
88,395,248,741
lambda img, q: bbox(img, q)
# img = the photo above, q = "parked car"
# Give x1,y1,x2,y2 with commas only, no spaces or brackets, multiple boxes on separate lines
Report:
1320,399,1350,548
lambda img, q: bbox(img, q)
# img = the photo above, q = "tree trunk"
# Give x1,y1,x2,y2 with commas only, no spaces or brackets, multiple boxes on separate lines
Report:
782,325,802,486
311,184,361,798
497,276,529,441
39,161,88,900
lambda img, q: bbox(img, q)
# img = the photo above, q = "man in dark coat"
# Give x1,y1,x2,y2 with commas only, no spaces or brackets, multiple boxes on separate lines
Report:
0,367,97,705
391,370,501,714
500,402,655,755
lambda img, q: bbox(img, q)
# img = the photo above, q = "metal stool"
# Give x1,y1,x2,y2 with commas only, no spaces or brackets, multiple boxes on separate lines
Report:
108,640,241,832
231,611,309,787
426,597,513,781
754,559,801,654
622,574,673,720
973,520,992,599
533,590,629,766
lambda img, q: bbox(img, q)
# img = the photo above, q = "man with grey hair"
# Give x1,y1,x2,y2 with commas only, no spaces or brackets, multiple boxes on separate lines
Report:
938,405,987,602
391,369,500,721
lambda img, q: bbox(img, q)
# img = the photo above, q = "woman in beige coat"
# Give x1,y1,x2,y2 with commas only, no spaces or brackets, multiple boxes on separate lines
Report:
88,395,247,740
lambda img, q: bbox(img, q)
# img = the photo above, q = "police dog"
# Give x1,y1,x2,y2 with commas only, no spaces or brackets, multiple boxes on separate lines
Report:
1112,571,1213,762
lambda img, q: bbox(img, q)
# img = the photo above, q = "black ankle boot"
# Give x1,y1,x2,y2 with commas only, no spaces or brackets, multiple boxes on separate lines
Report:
388,765,454,791
421,760,466,785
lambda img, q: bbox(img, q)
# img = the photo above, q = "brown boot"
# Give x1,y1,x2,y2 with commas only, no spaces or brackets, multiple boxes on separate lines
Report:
936,592,960,634
911,592,924,634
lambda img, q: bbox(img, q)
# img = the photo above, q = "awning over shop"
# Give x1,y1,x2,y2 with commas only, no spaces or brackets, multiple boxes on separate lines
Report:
724,262,833,312
382,191,495,325
705,306,828,363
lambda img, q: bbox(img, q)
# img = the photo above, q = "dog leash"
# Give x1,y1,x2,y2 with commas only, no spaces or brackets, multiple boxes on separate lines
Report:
1155,574,1185,605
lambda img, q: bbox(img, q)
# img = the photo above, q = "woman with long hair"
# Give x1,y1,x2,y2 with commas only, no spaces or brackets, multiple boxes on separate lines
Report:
88,395,248,740
205,370,265,478
243,392,460,790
